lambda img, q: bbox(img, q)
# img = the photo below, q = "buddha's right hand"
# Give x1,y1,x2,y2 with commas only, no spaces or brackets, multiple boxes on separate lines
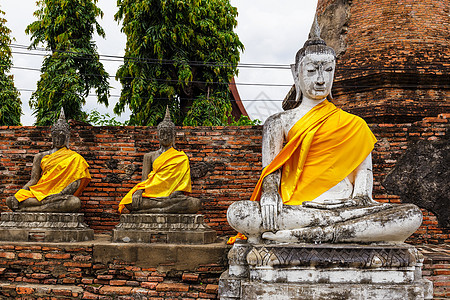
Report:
131,190,144,210
7,196,19,211
260,192,282,231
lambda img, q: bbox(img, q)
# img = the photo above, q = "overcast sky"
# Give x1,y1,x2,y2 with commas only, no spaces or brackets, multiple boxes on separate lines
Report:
2,0,317,125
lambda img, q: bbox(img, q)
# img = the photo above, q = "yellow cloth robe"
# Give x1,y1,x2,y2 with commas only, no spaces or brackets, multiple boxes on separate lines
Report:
15,147,91,202
118,147,192,213
251,100,377,205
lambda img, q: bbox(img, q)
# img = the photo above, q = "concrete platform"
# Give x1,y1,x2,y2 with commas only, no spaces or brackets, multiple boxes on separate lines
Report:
112,213,217,244
0,212,93,242
219,242,434,300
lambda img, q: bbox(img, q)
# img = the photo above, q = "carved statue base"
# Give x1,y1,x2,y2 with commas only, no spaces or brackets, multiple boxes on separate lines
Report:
0,212,93,242
219,242,433,300
112,213,217,244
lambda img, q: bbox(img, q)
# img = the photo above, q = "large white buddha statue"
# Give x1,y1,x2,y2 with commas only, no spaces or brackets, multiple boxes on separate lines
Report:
227,20,422,245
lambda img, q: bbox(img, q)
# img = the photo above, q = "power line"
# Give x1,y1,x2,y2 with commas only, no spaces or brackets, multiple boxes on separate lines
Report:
10,65,450,89
11,44,288,69
10,43,450,72
7,43,450,104
12,88,450,104
9,65,293,87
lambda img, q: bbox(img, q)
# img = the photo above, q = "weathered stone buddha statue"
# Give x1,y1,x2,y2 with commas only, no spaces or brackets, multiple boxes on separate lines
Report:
118,108,201,214
6,109,91,212
227,22,423,245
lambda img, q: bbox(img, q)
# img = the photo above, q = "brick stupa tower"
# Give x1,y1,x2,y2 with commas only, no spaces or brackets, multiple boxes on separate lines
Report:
284,0,449,123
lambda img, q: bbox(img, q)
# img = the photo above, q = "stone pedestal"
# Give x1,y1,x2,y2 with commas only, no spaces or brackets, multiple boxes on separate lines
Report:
219,242,433,300
0,212,93,242
112,213,217,244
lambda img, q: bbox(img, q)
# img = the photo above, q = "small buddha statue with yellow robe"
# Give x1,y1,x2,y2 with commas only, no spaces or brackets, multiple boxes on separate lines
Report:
6,109,91,212
227,20,423,245
118,108,201,214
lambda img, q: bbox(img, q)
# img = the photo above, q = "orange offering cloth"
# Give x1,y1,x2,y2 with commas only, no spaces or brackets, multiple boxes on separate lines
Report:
14,147,91,202
250,100,377,205
118,147,192,213
227,232,247,245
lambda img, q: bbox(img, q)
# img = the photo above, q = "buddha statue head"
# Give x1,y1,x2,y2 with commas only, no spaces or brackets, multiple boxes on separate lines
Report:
157,107,176,148
291,16,336,104
51,108,70,148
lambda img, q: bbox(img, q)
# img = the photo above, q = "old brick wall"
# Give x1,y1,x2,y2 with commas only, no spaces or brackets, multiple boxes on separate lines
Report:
316,0,450,123
0,116,448,244
0,242,224,299
420,244,450,299
0,119,449,299
0,125,262,237
370,114,449,244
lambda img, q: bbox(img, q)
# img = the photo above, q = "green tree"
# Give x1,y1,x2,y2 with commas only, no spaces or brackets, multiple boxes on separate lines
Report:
26,0,109,125
115,0,243,126
0,8,21,126
86,110,128,126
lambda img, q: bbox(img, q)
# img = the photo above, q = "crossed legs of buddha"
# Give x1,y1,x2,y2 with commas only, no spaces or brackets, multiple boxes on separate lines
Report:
125,191,201,214
227,200,422,244
6,195,81,213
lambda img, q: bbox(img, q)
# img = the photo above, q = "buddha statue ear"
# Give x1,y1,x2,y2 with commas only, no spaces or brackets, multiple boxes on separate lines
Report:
290,63,302,105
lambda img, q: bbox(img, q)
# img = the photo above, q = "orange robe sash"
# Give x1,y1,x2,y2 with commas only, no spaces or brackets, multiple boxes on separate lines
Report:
15,147,91,202
118,147,192,213
250,100,377,205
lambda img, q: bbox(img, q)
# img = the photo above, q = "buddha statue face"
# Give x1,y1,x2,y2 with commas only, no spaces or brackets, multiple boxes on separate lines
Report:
51,129,69,148
158,125,175,148
291,17,337,104
298,52,335,101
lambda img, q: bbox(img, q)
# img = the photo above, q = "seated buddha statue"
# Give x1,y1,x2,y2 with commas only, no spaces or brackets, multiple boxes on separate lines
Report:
227,20,422,245
118,108,201,214
6,109,91,212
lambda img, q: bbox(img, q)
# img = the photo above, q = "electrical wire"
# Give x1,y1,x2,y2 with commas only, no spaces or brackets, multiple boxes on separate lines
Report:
11,44,288,69
10,43,450,71
12,88,450,104
6,43,449,106
8,65,450,89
